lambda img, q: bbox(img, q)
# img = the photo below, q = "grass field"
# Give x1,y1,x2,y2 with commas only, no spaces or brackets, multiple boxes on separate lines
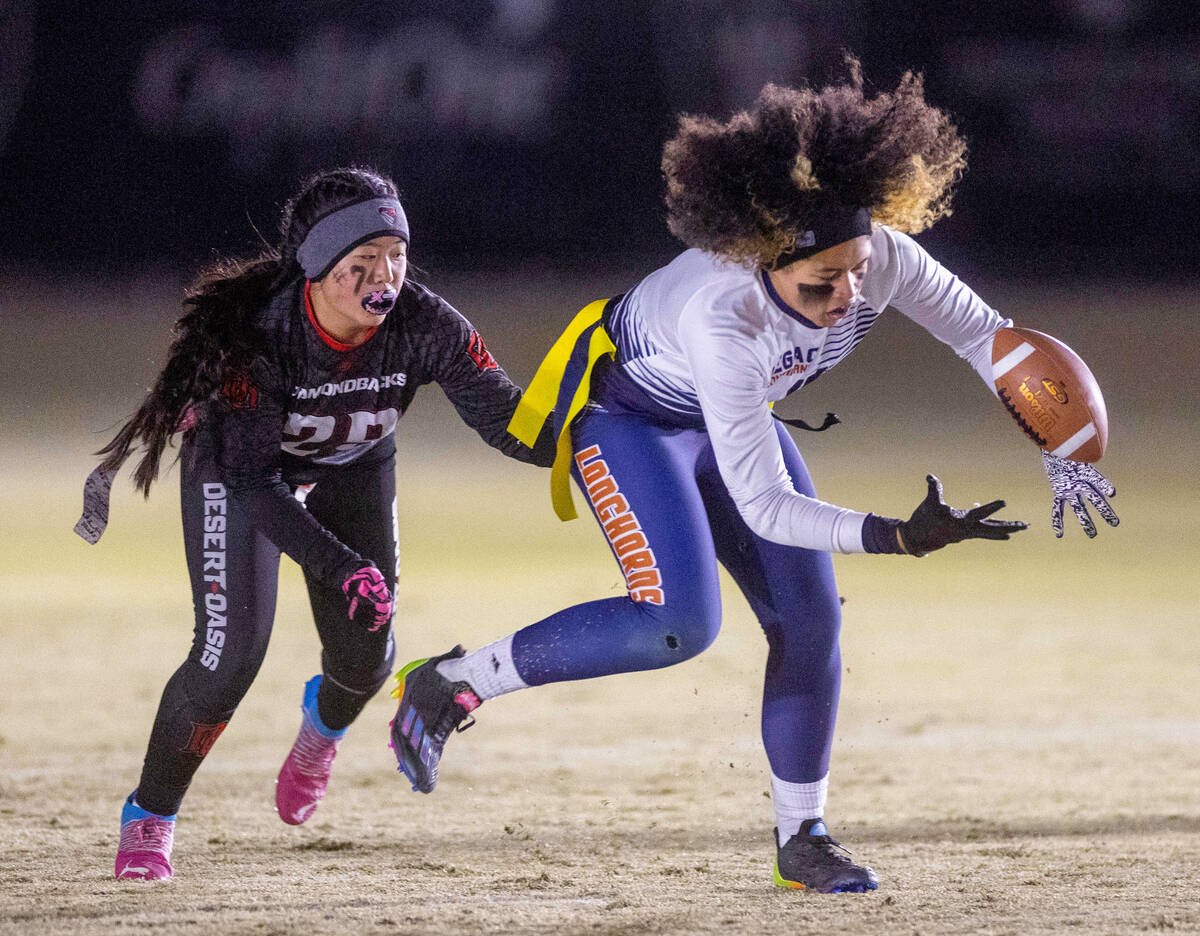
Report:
1,269,1198,934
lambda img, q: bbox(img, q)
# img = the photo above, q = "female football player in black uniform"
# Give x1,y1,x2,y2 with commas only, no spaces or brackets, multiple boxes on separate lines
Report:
79,167,554,880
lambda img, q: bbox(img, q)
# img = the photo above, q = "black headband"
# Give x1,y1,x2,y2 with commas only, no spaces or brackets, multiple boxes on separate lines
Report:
771,204,872,269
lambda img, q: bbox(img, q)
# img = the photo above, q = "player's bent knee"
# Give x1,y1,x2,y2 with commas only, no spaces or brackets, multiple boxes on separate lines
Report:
322,635,396,699
173,655,259,716
761,605,842,668
642,602,721,664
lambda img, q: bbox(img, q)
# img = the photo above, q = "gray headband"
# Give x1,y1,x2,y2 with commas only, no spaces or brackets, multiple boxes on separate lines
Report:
296,197,409,279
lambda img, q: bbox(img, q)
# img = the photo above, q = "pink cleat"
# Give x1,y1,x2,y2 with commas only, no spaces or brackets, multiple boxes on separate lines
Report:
115,793,175,881
276,675,346,825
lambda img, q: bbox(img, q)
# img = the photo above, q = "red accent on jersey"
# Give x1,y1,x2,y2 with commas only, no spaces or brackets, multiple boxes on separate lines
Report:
466,330,498,371
304,280,377,352
220,370,259,409
181,721,228,757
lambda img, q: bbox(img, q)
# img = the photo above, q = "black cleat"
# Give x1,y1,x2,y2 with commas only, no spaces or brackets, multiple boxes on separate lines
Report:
773,819,879,893
389,646,480,793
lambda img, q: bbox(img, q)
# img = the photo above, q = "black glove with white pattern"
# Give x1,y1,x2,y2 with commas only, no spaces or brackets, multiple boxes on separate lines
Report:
1042,451,1119,538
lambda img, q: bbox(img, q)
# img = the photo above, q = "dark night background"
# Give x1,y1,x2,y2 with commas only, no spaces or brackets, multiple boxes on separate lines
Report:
2,0,1198,282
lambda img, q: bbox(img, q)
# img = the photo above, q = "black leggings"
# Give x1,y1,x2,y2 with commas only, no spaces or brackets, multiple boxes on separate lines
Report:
135,440,397,816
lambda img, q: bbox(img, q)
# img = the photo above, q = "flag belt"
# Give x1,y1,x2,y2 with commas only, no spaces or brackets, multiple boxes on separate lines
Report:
506,298,616,522
506,296,840,522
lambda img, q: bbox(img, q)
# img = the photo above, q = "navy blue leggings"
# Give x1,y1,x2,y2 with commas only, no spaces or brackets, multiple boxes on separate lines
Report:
511,407,842,783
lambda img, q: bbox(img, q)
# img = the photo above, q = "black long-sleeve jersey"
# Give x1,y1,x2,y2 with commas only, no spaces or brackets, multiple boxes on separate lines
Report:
200,277,554,587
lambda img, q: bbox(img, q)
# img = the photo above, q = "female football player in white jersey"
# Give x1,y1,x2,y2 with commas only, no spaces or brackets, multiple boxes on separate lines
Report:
78,167,554,880
388,60,1119,892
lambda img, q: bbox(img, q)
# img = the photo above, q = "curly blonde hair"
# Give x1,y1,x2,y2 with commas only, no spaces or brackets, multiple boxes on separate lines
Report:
662,57,967,267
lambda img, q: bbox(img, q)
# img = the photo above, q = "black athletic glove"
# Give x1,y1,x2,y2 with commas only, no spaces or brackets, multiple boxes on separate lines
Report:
1042,451,1119,539
897,475,1028,557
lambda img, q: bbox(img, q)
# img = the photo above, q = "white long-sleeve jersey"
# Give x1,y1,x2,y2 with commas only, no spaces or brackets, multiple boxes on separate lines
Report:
604,225,1010,553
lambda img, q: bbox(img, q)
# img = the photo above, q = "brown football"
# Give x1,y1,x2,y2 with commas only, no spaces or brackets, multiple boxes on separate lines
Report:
991,327,1108,462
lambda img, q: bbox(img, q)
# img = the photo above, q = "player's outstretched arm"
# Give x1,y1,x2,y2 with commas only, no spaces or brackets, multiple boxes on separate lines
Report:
897,475,1029,557
1042,451,1119,539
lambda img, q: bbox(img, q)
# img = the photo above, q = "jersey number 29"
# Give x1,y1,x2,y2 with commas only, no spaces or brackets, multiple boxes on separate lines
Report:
282,408,400,463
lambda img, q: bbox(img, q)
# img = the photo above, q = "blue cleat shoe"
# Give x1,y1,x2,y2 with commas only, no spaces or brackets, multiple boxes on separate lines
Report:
773,819,879,893
389,646,480,793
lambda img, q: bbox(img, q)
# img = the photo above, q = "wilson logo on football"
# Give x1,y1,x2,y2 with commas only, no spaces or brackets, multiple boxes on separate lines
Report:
1041,378,1068,404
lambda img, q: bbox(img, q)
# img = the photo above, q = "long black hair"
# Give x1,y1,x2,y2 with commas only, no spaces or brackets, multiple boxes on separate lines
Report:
96,167,399,495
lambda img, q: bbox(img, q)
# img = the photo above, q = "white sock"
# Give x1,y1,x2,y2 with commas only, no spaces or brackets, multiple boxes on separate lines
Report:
770,771,829,841
435,634,527,701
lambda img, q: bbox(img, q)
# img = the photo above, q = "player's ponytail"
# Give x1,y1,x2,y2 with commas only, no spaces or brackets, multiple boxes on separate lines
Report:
94,255,282,494
95,167,400,497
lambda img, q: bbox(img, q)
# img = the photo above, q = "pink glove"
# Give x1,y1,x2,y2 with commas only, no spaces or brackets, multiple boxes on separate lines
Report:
341,564,393,632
